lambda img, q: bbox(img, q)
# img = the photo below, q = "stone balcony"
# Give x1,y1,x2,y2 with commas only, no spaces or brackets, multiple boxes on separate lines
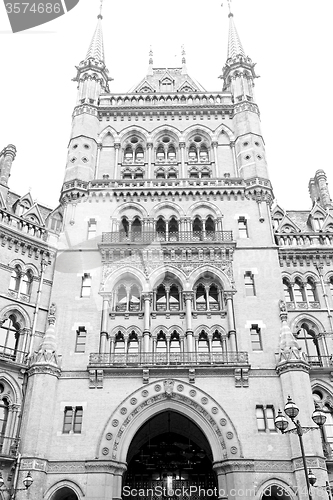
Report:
101,230,233,245
276,232,333,247
0,345,28,366
88,351,248,368
0,435,20,461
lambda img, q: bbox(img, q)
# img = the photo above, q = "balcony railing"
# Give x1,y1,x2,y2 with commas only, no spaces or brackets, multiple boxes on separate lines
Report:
89,351,248,367
306,355,333,368
0,346,28,365
102,230,233,244
286,301,321,310
276,232,333,247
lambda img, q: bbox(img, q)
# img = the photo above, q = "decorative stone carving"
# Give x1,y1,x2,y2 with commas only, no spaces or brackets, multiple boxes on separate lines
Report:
164,380,174,398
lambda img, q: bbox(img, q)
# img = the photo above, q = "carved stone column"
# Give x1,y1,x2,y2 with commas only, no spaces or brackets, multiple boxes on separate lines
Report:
225,291,237,351
100,295,110,353
142,293,153,352
180,142,185,178
212,140,218,177
184,292,194,352
230,141,237,176
114,143,120,179
147,142,153,178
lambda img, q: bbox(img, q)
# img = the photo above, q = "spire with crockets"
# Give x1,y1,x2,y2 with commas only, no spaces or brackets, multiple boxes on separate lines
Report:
73,0,112,102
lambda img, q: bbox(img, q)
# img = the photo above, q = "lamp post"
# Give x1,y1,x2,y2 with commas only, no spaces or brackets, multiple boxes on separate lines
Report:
0,470,33,498
275,396,327,500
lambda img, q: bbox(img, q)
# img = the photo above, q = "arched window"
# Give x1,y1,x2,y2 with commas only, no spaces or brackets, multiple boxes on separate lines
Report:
20,270,33,296
295,324,320,361
124,146,133,162
188,145,197,161
167,145,176,160
0,397,9,452
205,217,215,240
9,266,21,292
120,218,129,240
199,145,209,161
156,218,166,241
156,145,165,161
114,332,125,354
211,331,223,353
116,285,127,312
306,278,318,303
156,169,165,179
169,285,180,311
0,316,20,356
193,217,203,240
129,285,141,312
132,218,142,240
283,278,293,302
170,331,181,354
156,331,167,353
169,217,179,241
168,169,177,179
208,284,220,310
198,331,209,353
196,284,207,311
128,331,139,354
189,169,199,179
134,170,144,180
201,169,210,179
135,146,144,162
156,284,167,311
293,279,305,303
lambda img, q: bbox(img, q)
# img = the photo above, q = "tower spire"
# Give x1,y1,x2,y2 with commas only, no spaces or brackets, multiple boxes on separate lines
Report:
181,45,187,75
148,46,153,76
227,9,246,60
86,1,105,62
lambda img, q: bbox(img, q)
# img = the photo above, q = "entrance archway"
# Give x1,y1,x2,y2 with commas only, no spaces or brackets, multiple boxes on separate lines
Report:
124,411,217,499
50,487,78,500
262,485,293,500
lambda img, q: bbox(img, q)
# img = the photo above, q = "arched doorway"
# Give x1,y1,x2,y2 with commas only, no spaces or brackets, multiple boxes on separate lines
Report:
124,411,217,499
261,484,293,500
50,487,78,500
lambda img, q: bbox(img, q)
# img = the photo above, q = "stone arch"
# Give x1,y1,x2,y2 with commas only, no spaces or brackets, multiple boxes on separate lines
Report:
103,268,147,294
151,126,182,143
97,379,242,463
118,126,149,143
149,266,187,290
44,479,84,500
0,371,22,405
255,478,296,500
213,123,235,142
98,125,119,143
187,200,223,218
152,325,183,338
290,314,325,334
151,201,185,218
111,202,148,219
183,124,214,143
188,265,232,290
0,305,31,329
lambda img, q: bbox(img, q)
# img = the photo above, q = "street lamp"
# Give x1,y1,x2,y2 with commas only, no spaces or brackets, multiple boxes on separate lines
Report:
275,396,327,500
0,470,33,497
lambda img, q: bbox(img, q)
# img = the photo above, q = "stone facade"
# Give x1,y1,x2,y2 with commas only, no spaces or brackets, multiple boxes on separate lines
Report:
0,7,333,500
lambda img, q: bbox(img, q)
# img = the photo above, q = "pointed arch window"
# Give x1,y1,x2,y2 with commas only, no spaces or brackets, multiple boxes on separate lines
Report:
169,285,180,311
156,169,165,179
156,284,167,311
20,270,33,296
205,217,215,240
169,217,179,241
193,217,203,240
124,146,133,162
129,285,141,312
198,331,209,353
120,218,129,240
135,146,144,162
128,331,139,354
195,284,207,311
283,278,293,302
294,279,305,303
295,324,320,360
0,316,20,356
168,169,177,179
134,170,144,180
211,331,223,353
188,145,198,161
189,170,199,179
156,218,166,241
156,145,165,161
170,331,181,354
156,331,167,353
201,169,210,179
208,284,220,310
114,332,126,354
9,266,21,293
306,278,318,303
167,145,176,160
132,218,142,240
0,397,8,451
199,145,209,161
116,285,127,312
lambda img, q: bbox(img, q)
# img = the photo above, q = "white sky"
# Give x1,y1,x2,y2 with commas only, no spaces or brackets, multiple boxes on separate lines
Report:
0,0,332,211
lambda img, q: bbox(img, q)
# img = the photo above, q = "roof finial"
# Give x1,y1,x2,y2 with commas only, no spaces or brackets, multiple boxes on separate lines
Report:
98,0,103,20
221,1,233,17
181,45,186,65
149,46,153,66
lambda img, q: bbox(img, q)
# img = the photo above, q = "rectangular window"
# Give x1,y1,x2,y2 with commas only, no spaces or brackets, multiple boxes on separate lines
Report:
73,407,83,434
81,273,91,298
256,406,266,431
250,324,262,351
256,405,276,432
75,327,87,353
244,272,256,296
63,407,73,433
238,217,248,238
87,219,97,240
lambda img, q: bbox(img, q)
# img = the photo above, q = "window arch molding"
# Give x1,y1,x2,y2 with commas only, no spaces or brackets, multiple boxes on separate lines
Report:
0,306,31,331
292,315,327,363
150,126,181,145
188,265,231,291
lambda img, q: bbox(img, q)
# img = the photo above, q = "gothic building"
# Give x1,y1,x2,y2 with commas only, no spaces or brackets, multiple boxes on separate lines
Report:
0,5,333,500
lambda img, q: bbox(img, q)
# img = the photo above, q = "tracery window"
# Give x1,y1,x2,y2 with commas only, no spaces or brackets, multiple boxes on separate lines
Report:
169,331,181,354
295,323,320,360
156,145,165,161
156,284,167,311
135,146,144,162
129,285,141,312
156,217,166,241
116,285,127,312
167,145,176,160
9,266,21,292
193,217,203,240
114,332,126,353
294,279,305,302
188,145,198,161
20,270,33,296
205,217,215,240
124,146,133,162
156,331,167,353
194,281,223,312
0,316,20,355
211,331,223,353
128,331,139,353
195,284,207,311
169,217,179,241
306,278,318,303
199,145,209,161
198,331,209,353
